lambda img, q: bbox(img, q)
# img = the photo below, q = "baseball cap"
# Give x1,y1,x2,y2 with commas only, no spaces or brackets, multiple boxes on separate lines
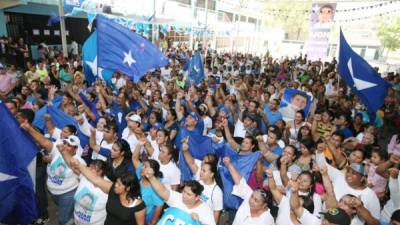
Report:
128,114,141,123
188,112,200,122
151,122,163,130
348,163,366,176
320,208,351,225
63,135,80,147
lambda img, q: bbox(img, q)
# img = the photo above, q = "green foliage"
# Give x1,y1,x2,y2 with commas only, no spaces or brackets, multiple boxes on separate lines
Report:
263,1,311,40
376,15,400,52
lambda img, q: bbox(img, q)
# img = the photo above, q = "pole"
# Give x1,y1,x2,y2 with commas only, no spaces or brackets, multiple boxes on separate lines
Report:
189,0,195,50
58,0,68,58
152,0,156,44
203,0,208,49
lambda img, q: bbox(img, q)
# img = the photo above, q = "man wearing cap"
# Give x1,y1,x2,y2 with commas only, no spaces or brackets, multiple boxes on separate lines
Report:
21,121,86,225
122,113,143,151
146,122,163,159
316,151,381,225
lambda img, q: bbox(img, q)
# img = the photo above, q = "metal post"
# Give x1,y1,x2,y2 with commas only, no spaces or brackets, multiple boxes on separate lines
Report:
58,0,68,58
152,0,156,44
203,0,208,49
189,0,196,50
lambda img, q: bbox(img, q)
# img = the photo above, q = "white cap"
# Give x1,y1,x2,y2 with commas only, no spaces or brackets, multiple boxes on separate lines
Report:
128,114,141,123
63,135,80,147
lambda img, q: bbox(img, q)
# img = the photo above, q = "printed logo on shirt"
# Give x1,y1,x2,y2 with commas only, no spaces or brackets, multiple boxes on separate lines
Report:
199,193,209,202
48,156,67,185
74,187,98,223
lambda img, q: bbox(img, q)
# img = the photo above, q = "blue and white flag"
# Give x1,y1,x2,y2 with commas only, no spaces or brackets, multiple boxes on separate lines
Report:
188,51,205,85
97,15,168,83
0,102,39,225
338,29,390,113
82,31,113,86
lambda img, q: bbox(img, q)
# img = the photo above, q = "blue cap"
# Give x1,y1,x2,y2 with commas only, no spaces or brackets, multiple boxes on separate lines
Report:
188,112,200,122
348,163,366,176
151,122,163,130
0,63,4,69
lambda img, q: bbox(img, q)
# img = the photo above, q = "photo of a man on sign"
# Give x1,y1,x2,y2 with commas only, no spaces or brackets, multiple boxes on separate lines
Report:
279,89,312,122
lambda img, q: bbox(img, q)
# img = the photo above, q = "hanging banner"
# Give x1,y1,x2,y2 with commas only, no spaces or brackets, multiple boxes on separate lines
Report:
305,3,337,61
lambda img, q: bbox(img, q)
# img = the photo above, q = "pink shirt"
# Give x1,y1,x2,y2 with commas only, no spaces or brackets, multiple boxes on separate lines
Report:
0,73,16,93
367,163,387,194
388,135,400,155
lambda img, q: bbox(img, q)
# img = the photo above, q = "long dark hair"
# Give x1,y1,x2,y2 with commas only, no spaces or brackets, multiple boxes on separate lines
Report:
114,139,132,161
202,161,223,190
144,159,163,179
117,172,141,201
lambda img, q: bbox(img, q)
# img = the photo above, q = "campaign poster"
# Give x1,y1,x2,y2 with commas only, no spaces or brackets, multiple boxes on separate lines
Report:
305,3,337,61
279,88,312,122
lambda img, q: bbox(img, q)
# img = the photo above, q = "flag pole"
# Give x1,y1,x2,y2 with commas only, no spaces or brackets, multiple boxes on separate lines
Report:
57,0,68,58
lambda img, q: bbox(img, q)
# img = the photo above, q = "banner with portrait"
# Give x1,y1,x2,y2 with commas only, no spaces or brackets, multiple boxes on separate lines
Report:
279,88,312,122
305,3,337,61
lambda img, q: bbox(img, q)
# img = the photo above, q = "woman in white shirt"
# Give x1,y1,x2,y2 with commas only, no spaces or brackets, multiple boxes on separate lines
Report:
144,168,216,225
73,160,108,225
181,139,223,223
224,157,275,225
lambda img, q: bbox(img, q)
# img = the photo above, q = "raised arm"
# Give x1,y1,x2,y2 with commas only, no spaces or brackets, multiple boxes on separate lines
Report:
21,122,53,152
319,166,338,209
175,92,184,121
182,137,199,175
223,157,242,185
376,154,400,178
131,138,143,169
279,156,290,187
144,165,170,201
290,180,304,218
70,158,112,194
44,114,56,136
89,127,101,153
222,119,240,150
266,168,283,204
256,135,278,163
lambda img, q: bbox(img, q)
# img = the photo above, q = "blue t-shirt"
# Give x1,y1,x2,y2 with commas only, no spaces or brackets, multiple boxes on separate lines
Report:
264,105,283,125
263,145,283,167
336,125,354,139
136,163,164,223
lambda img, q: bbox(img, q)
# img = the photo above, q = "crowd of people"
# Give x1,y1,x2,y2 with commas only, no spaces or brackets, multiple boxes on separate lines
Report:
0,35,400,225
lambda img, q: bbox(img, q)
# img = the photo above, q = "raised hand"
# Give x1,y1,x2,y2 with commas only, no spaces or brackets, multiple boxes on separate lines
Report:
223,156,231,166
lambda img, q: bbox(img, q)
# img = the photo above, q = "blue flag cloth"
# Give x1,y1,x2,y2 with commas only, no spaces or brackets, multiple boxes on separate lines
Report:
175,127,214,181
338,29,390,113
79,92,100,121
188,51,205,85
0,102,39,224
47,12,60,26
214,143,260,209
32,105,89,150
82,31,113,86
97,15,168,83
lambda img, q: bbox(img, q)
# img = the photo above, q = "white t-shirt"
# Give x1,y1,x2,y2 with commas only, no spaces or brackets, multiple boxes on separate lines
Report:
203,116,213,135
47,144,86,195
276,196,295,225
232,178,275,225
317,153,381,225
199,180,223,211
233,119,246,138
380,177,400,223
122,128,139,152
166,191,216,225
147,135,159,160
74,176,108,225
298,208,321,225
158,160,181,187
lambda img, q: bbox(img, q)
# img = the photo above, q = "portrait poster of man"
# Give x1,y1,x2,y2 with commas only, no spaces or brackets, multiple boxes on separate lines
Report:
279,88,312,122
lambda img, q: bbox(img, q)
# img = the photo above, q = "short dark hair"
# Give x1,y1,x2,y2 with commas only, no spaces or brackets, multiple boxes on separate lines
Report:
17,109,35,123
391,209,400,222
183,180,204,196
65,124,77,135
371,148,389,161
332,131,345,141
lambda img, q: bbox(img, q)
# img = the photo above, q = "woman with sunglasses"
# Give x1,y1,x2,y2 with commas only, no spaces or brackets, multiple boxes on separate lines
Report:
21,122,85,225
223,157,274,225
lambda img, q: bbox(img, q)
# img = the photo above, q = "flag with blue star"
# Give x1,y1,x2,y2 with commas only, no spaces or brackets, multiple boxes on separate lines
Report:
188,51,205,86
97,15,168,83
82,31,113,86
338,29,390,114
